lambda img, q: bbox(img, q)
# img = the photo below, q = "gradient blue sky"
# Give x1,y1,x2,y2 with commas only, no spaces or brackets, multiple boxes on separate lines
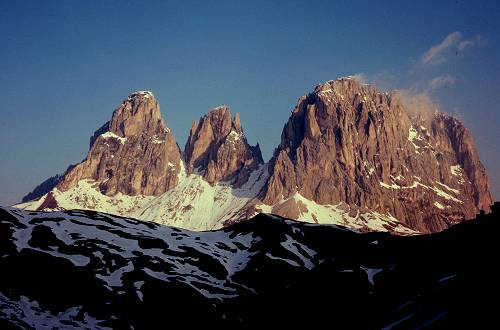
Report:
1,0,499,205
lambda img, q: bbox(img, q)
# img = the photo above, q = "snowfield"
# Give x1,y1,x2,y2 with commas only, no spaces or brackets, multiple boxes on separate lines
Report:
16,161,420,234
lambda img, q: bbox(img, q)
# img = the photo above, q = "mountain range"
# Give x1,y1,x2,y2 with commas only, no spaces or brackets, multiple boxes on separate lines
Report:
16,77,493,234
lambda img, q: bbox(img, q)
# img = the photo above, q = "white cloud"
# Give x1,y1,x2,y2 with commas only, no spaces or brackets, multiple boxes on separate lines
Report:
395,90,438,120
421,32,487,66
352,73,367,83
351,71,399,90
421,32,462,65
428,75,456,89
458,35,487,51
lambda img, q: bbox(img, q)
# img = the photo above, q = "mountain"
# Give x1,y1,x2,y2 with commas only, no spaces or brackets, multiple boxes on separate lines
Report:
16,78,493,233
1,203,498,328
184,105,263,186
59,91,181,197
262,77,492,232
16,96,269,231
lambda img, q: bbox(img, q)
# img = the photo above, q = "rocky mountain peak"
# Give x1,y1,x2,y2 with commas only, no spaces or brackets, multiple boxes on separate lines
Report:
312,76,384,103
279,77,400,151
57,91,181,196
108,91,166,138
184,106,263,185
264,78,492,233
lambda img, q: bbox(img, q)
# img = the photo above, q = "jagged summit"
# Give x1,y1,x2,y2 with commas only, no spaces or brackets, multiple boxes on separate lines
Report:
318,75,369,88
184,105,263,185
263,78,492,232
57,91,181,196
313,76,386,103
323,75,357,82
107,90,166,138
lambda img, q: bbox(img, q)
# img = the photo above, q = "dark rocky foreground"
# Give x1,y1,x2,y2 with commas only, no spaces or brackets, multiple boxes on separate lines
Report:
0,204,498,329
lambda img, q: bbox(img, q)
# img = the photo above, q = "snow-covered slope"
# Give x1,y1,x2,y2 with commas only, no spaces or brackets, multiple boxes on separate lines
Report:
15,161,418,234
135,162,269,230
16,162,269,231
255,193,417,234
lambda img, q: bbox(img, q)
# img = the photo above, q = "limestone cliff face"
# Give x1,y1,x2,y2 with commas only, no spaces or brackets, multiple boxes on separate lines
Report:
58,91,181,196
184,106,263,186
263,77,492,233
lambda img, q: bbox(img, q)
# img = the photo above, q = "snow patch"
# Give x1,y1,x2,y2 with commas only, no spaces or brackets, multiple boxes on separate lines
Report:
450,165,462,176
361,267,383,285
379,178,462,203
408,125,420,152
133,91,153,99
435,181,460,194
152,136,164,144
100,131,127,145
227,130,242,142
255,193,418,235
363,161,376,175
434,201,445,210
450,165,465,184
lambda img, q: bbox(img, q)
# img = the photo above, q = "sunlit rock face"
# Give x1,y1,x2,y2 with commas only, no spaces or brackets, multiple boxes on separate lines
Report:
17,101,267,231
184,105,263,186
58,91,182,196
263,77,492,233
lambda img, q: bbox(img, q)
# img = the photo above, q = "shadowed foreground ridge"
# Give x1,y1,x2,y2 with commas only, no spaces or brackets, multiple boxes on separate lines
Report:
0,204,498,329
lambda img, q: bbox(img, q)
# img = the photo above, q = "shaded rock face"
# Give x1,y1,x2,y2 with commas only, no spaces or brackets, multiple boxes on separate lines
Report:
264,77,492,233
58,91,181,196
184,106,263,185
21,174,64,203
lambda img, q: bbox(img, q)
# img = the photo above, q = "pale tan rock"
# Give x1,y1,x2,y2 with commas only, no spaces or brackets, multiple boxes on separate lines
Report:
58,91,181,196
263,77,492,233
184,106,263,185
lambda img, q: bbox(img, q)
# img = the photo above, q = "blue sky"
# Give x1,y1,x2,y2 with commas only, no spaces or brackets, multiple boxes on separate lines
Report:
0,0,499,205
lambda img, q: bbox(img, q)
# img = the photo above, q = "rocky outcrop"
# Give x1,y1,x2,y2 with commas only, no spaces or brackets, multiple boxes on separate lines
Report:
264,77,492,233
184,106,263,186
57,91,181,196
